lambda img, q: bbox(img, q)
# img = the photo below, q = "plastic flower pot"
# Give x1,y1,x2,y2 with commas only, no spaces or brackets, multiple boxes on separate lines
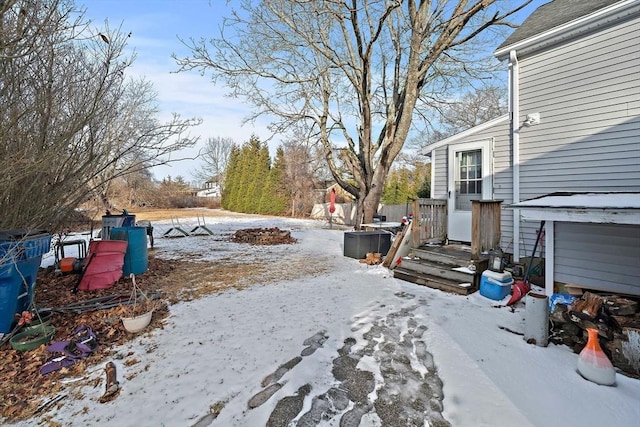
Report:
121,273,155,333
10,325,56,351
121,310,153,333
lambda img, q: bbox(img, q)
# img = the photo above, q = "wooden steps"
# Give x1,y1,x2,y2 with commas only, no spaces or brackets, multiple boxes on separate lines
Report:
392,244,488,296
394,268,475,295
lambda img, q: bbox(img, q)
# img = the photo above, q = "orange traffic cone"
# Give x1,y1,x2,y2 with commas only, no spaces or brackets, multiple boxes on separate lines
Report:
506,280,530,306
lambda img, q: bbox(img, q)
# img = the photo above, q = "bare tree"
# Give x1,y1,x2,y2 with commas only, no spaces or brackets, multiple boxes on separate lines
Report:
192,136,235,192
0,0,200,231
439,84,507,136
175,0,530,226
281,139,317,216
88,76,202,211
408,84,508,149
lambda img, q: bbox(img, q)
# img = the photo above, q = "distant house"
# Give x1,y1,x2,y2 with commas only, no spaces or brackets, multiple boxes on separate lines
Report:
196,177,222,198
420,0,640,296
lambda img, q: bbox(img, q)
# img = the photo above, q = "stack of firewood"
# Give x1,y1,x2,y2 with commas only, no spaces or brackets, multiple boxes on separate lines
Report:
549,291,640,378
359,252,382,265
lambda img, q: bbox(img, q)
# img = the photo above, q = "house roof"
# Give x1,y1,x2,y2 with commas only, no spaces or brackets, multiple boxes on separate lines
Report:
418,114,509,155
509,192,640,225
495,0,635,59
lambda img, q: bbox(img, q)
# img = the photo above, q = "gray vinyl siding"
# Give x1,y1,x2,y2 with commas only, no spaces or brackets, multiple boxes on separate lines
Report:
517,15,640,201
515,14,640,258
555,223,640,295
491,120,514,250
432,147,448,199
429,119,513,248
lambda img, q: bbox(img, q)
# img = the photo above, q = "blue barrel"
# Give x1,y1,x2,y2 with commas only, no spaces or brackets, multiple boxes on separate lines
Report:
0,262,21,333
0,230,51,333
110,226,148,276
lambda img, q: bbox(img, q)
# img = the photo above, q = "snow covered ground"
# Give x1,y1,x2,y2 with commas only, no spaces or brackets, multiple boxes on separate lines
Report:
19,213,640,426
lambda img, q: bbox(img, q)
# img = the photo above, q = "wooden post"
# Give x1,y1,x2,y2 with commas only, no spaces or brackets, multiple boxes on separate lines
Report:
471,200,502,260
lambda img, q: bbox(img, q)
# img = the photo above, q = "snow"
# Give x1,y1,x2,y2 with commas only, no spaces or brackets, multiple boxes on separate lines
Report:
512,192,640,209
16,213,640,427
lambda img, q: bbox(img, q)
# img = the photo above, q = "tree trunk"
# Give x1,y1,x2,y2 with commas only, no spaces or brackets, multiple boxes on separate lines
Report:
290,196,296,217
356,179,385,227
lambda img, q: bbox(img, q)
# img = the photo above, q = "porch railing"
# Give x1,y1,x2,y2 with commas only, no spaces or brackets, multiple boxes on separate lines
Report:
412,198,447,246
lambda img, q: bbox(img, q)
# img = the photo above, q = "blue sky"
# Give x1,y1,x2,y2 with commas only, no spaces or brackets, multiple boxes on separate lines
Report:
80,0,547,184
80,0,274,184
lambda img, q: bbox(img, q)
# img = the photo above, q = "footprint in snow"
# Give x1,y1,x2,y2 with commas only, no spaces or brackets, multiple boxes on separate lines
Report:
261,356,302,388
301,330,328,356
247,382,284,409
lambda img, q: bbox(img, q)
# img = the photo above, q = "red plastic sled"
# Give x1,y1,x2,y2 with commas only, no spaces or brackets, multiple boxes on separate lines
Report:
76,240,128,291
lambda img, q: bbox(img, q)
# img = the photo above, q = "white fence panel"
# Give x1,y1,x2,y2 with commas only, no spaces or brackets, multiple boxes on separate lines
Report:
310,203,356,225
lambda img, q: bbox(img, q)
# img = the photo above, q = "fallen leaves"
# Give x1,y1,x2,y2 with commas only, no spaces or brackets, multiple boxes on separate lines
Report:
0,255,177,422
231,227,297,245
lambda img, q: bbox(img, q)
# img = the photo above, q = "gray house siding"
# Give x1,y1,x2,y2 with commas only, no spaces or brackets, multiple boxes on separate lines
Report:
555,222,640,295
515,13,640,260
424,2,639,297
432,147,448,200
517,15,640,200
487,121,513,250
429,119,513,247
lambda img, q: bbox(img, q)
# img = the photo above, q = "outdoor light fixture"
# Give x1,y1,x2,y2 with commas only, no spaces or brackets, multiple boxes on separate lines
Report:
523,112,541,127
488,247,505,273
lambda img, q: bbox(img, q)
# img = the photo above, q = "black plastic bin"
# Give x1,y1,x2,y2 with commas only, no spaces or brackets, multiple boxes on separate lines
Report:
344,231,391,259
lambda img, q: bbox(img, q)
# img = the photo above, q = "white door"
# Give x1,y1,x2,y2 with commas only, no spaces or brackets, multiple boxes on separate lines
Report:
447,140,492,242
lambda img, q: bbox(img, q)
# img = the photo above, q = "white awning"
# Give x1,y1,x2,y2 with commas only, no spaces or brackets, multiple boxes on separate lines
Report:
509,192,640,225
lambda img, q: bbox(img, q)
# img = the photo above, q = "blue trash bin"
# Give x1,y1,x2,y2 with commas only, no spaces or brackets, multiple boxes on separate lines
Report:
0,229,51,333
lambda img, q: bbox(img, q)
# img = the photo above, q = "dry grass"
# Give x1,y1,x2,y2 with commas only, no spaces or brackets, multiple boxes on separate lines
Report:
132,208,247,222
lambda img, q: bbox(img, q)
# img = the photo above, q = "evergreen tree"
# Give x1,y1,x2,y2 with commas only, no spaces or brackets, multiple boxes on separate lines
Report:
221,145,241,210
222,135,271,214
382,162,431,204
254,143,272,213
233,138,256,212
416,175,431,198
382,169,411,205
260,146,288,215
240,136,267,213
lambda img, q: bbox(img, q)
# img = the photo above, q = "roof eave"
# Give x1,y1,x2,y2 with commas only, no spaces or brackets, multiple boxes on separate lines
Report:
495,0,639,60
418,114,509,155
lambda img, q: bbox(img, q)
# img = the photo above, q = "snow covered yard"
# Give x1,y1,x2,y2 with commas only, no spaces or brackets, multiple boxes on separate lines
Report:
12,212,640,427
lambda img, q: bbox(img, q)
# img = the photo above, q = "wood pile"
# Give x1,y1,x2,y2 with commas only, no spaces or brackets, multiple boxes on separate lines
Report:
549,291,640,378
359,252,382,265
231,227,297,245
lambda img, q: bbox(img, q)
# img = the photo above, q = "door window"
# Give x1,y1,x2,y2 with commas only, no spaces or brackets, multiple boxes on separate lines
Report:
455,149,482,211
